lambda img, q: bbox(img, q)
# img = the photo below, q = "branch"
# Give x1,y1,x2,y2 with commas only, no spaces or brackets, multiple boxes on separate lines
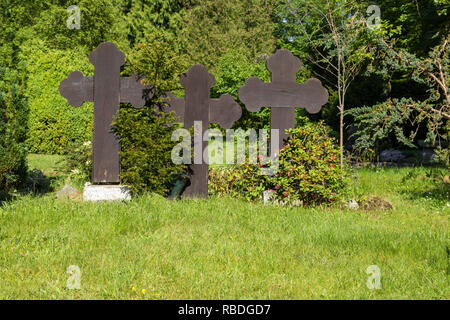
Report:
430,106,450,120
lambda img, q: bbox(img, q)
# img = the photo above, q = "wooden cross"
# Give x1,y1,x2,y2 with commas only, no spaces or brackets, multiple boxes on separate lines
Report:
165,64,242,198
238,49,329,148
59,42,150,183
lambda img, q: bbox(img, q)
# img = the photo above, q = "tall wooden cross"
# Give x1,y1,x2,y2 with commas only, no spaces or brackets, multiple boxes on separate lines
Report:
165,64,242,198
59,42,150,183
238,49,329,148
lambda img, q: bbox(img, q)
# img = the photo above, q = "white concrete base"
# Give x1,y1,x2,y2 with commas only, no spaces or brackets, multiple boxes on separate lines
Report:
83,183,132,202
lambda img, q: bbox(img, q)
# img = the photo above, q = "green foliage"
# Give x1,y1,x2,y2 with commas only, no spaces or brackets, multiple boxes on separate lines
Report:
209,164,268,201
32,0,129,51
275,0,379,167
0,68,28,192
275,0,376,80
184,0,275,71
23,41,94,154
212,51,271,130
210,122,346,205
435,144,450,167
376,0,448,56
1,0,130,67
0,0,49,67
349,98,425,152
271,124,346,204
64,141,92,187
349,97,449,165
349,36,449,163
114,108,186,195
125,32,188,97
2,0,448,169
113,34,188,195
124,0,192,47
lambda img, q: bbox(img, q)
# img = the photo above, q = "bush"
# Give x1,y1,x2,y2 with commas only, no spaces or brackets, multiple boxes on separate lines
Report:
114,106,187,195
210,164,268,200
64,140,92,188
271,124,345,204
112,32,188,195
0,68,28,192
209,122,346,205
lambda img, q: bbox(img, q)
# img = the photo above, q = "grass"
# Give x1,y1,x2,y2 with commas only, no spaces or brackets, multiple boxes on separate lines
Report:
27,154,66,177
0,155,448,299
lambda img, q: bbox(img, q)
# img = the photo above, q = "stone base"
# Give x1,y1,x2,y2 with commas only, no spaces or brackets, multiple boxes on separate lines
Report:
83,183,132,202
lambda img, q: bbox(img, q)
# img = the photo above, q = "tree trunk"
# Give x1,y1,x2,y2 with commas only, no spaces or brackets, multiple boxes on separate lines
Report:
339,105,344,169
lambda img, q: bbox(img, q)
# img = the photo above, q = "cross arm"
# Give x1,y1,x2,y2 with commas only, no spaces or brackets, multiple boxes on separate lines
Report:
238,77,329,114
163,92,185,123
164,93,242,129
210,94,242,129
59,71,93,107
120,75,152,109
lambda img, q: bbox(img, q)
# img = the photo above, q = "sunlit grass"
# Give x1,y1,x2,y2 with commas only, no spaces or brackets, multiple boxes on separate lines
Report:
0,157,448,299
27,154,66,177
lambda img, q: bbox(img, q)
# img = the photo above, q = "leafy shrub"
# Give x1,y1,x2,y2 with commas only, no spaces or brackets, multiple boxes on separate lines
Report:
113,32,188,195
114,106,186,195
209,122,346,205
271,124,345,204
67,108,187,196
0,68,28,192
209,164,268,200
32,0,128,51
348,98,449,166
64,140,92,187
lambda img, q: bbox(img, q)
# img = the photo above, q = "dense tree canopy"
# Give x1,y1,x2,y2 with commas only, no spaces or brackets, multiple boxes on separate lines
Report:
184,0,275,71
0,0,448,165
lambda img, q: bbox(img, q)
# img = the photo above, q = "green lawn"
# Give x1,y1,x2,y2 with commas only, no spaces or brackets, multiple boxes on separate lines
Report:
27,154,66,177
0,155,448,299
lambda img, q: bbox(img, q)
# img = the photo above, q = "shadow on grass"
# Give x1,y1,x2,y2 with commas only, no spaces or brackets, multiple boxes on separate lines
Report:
0,192,16,207
0,169,61,208
400,166,450,204
402,184,450,203
24,169,60,194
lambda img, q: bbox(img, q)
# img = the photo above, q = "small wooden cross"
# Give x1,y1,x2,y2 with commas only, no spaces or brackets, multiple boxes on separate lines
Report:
165,64,242,198
238,49,329,148
59,42,151,183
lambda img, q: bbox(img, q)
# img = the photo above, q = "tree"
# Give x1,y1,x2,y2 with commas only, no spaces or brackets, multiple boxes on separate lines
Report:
275,0,377,168
349,34,449,165
374,0,448,57
183,0,275,71
0,67,28,193
31,0,129,51
123,0,192,47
